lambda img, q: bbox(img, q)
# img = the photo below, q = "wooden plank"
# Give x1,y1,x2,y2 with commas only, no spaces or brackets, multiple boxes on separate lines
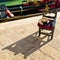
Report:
0,12,42,23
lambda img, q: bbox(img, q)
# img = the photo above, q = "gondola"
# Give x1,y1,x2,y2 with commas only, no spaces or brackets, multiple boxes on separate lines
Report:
0,0,59,22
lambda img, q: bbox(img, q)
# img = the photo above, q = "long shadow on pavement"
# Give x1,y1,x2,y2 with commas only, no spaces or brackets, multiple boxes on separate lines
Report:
2,31,52,58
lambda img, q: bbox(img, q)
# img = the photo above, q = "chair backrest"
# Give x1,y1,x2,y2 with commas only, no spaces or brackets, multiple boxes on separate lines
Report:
43,10,57,27
43,10,57,19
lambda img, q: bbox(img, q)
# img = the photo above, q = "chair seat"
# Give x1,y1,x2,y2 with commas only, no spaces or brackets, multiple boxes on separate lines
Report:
38,23,54,30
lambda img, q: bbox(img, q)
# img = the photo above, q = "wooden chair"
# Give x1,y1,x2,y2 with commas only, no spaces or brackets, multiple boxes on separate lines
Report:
37,10,57,40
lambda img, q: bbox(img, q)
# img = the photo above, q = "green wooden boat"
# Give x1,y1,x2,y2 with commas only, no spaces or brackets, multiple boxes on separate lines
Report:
0,0,26,6
0,0,38,6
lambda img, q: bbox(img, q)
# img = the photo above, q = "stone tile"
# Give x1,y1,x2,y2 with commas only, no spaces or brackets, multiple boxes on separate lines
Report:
42,55,53,60
40,45,60,60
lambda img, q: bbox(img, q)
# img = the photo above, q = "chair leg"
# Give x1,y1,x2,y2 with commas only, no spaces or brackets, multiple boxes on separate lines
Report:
39,28,41,36
51,29,54,40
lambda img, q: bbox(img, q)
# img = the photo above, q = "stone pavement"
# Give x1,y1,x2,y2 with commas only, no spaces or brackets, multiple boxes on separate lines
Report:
0,12,60,60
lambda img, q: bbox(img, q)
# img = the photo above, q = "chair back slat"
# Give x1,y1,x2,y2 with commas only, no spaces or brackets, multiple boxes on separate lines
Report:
43,10,57,18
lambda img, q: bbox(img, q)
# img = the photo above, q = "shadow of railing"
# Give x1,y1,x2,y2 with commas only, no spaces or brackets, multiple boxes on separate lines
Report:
2,31,52,58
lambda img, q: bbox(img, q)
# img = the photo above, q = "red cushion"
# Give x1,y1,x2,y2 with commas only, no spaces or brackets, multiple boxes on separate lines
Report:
38,23,53,30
